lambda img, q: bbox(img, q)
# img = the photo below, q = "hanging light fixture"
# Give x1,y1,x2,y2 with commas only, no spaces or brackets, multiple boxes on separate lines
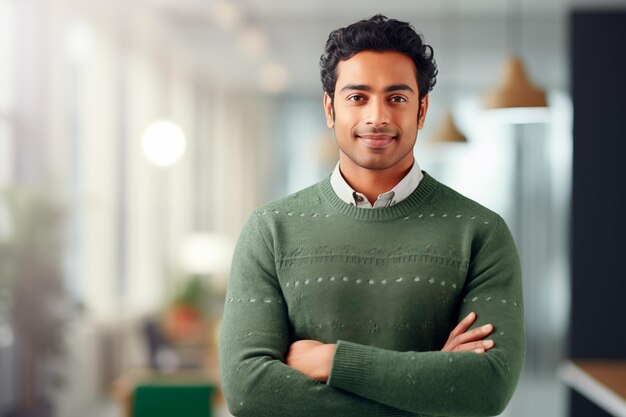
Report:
483,56,547,109
426,0,467,143
428,111,467,143
481,0,548,120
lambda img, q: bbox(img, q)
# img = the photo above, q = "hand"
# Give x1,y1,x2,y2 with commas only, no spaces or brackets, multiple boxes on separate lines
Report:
441,311,494,354
285,339,337,382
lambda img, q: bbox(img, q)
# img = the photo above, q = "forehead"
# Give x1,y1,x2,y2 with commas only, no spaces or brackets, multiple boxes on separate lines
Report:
335,51,418,89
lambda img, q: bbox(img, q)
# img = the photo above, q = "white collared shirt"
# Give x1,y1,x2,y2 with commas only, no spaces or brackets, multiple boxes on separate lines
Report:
329,160,424,208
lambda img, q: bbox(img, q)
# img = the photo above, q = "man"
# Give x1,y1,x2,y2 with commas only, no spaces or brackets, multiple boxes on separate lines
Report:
219,15,524,417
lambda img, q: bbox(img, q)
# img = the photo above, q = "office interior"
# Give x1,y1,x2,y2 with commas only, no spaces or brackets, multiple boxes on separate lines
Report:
0,0,625,416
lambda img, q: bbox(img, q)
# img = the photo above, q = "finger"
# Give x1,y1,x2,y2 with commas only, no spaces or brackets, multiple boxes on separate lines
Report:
473,348,485,354
453,323,493,346
453,339,495,352
453,324,493,346
448,312,476,340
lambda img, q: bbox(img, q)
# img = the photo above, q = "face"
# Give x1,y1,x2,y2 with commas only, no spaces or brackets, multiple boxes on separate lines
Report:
324,50,428,172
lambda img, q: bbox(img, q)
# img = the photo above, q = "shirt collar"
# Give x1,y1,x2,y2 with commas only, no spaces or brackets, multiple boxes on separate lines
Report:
329,159,424,208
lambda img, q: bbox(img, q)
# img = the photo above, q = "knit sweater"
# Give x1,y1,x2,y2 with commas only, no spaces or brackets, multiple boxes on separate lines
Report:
219,172,525,417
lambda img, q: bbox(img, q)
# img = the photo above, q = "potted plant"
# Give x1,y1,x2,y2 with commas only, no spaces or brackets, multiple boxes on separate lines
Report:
0,186,65,417
162,275,210,346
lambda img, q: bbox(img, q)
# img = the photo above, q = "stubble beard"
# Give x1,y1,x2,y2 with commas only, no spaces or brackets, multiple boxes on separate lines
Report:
336,136,414,171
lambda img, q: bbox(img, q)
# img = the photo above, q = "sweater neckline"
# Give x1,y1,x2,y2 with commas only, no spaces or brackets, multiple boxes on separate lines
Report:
318,171,439,221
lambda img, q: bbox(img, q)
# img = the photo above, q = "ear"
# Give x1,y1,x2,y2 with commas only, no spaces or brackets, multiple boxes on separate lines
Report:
417,94,429,130
323,92,334,128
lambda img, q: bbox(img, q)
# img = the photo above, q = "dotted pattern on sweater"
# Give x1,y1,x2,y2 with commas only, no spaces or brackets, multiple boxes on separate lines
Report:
282,275,461,289
262,208,492,225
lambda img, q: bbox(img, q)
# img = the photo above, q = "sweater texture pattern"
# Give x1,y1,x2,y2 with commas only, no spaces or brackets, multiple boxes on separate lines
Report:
219,172,525,417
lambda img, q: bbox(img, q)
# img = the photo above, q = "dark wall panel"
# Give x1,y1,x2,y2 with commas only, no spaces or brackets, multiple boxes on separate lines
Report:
570,9,626,417
571,9,626,359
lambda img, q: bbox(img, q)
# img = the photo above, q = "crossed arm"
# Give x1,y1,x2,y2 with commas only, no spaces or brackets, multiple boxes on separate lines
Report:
286,311,495,383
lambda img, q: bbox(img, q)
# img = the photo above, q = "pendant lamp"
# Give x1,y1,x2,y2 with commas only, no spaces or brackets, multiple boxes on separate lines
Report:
482,56,547,109
426,0,467,143
427,111,467,143
482,0,548,111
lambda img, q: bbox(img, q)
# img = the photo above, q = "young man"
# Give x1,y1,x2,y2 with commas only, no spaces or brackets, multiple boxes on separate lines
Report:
219,15,524,417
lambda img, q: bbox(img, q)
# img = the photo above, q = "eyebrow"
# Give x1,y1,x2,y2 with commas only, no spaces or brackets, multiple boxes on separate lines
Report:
338,83,416,94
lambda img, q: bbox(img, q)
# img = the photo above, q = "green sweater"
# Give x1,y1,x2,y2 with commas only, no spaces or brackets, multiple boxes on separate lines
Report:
219,172,525,417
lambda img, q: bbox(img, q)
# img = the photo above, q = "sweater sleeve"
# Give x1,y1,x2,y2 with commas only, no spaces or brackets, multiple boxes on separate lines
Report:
219,212,421,417
327,215,525,417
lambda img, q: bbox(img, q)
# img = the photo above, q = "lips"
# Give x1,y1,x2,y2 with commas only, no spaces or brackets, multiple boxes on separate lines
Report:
357,135,396,149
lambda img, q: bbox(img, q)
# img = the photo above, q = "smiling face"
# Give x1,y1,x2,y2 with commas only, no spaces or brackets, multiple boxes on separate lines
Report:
324,50,428,173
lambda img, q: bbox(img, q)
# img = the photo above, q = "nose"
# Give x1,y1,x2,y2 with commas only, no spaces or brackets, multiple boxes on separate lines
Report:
364,97,390,127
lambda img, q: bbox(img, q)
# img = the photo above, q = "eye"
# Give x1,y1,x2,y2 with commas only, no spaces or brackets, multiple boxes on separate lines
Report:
389,96,407,103
347,95,366,102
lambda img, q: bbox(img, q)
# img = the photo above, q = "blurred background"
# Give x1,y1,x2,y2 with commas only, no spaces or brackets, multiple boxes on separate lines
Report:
1,0,625,416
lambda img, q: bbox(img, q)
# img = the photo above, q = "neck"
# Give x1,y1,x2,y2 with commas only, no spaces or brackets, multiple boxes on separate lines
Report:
338,153,414,204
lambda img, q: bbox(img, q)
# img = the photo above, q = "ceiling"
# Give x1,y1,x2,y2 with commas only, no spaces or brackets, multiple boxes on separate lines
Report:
75,0,626,95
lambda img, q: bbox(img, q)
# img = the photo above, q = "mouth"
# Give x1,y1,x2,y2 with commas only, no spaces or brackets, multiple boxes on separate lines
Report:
356,134,396,149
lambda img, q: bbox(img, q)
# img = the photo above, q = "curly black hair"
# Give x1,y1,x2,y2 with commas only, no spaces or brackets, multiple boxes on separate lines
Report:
320,14,438,102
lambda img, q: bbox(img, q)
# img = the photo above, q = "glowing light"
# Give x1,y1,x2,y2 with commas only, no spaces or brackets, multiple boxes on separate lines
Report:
179,232,236,275
259,63,289,94
66,20,94,64
209,0,241,30
141,120,186,167
237,26,267,59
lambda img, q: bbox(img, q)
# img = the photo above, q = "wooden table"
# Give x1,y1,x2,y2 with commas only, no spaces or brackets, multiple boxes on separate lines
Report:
558,360,626,417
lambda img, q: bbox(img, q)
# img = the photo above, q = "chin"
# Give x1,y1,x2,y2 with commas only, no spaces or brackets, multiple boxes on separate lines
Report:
354,158,401,171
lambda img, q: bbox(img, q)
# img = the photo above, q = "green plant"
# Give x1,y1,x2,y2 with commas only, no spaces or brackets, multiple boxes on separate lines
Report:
0,186,66,414
171,275,206,312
